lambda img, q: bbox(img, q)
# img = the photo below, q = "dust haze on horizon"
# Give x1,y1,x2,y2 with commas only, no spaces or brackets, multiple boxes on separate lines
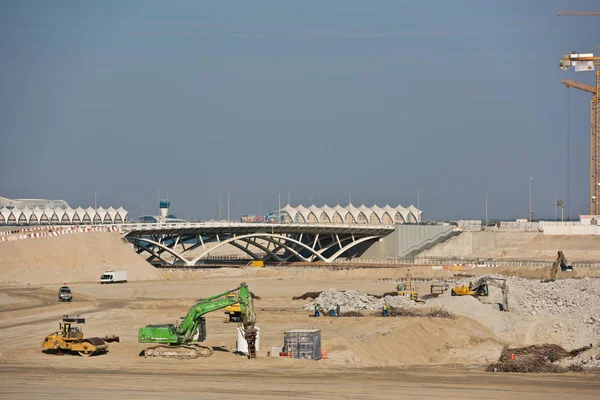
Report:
0,0,599,221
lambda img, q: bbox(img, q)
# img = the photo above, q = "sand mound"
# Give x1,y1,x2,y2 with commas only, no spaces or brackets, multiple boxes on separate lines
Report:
326,317,502,367
505,235,600,261
0,232,162,285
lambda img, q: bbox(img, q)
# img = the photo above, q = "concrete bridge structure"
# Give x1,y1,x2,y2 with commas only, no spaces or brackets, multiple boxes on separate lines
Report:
120,222,395,266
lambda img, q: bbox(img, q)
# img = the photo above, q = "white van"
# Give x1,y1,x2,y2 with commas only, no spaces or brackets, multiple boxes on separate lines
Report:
100,270,127,284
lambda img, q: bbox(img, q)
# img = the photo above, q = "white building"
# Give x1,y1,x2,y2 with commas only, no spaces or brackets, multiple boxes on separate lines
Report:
0,196,128,225
275,203,421,224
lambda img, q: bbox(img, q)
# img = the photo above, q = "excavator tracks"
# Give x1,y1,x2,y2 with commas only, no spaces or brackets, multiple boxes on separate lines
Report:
144,344,214,359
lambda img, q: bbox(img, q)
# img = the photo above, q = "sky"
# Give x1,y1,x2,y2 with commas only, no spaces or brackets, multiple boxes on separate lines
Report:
1,0,599,221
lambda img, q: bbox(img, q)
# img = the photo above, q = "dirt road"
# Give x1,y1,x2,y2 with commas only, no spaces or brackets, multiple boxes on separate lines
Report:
2,364,599,399
2,268,600,399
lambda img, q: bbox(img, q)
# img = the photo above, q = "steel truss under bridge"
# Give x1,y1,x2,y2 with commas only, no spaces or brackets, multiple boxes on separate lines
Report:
120,222,394,266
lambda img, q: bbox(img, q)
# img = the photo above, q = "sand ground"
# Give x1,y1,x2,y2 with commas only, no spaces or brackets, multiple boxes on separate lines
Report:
1,267,600,399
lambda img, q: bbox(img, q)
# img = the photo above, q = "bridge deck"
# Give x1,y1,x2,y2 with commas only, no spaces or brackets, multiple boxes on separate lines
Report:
120,222,395,236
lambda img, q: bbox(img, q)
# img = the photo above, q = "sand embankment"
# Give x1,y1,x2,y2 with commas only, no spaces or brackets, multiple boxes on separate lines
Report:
0,232,161,285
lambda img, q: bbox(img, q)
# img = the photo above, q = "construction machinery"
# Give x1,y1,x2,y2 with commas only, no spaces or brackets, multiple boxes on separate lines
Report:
41,315,108,357
559,51,600,215
224,293,242,323
430,282,449,294
451,277,509,311
543,251,574,282
138,282,257,359
397,269,418,301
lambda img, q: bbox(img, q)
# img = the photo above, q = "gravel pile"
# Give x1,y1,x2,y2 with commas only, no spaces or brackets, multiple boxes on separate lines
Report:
304,289,415,312
424,275,600,343
478,276,600,319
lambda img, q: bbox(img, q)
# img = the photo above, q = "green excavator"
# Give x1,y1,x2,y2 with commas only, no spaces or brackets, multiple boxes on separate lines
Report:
138,282,257,359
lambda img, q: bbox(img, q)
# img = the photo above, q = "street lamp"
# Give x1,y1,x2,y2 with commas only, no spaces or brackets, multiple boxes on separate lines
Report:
557,199,565,222
417,188,421,223
485,191,488,227
218,192,222,220
221,189,230,221
344,192,351,206
278,191,291,223
529,178,533,222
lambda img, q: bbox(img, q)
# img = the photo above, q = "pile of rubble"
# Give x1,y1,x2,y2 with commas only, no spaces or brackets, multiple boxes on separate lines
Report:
451,275,600,318
304,289,415,312
503,277,600,317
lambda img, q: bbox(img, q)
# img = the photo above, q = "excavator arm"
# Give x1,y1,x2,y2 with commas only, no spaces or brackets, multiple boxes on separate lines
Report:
138,282,257,358
472,277,509,312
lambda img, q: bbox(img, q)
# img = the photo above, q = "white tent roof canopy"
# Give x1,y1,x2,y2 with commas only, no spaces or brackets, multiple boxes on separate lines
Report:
0,204,129,225
277,203,421,224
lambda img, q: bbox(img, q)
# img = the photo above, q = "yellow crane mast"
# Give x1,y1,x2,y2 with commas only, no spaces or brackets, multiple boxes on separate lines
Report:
560,53,600,214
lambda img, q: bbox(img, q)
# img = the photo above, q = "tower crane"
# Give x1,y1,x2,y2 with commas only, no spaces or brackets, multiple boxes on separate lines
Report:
559,52,600,214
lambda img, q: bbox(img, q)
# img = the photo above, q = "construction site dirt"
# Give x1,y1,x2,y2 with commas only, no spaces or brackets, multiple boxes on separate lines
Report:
2,262,600,399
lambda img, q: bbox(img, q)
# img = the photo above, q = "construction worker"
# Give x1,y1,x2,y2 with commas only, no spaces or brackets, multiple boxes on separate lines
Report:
336,304,341,317
382,303,388,317
314,303,321,317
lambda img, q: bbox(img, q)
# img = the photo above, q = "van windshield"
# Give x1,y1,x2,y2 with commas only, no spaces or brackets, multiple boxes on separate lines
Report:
100,274,113,280
60,288,70,293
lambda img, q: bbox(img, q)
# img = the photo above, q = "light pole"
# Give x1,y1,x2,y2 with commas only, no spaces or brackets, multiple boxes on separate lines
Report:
94,190,97,210
344,192,351,206
218,192,222,220
278,192,281,223
222,189,230,221
417,188,420,223
557,199,565,222
529,178,532,222
555,192,557,222
485,191,488,227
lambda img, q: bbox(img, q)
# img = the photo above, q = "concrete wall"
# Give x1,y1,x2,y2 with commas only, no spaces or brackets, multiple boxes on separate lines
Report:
360,224,454,259
416,231,537,259
544,225,600,235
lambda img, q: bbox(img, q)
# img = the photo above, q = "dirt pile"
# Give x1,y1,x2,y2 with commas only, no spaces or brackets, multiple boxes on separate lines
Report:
292,291,322,300
486,344,589,373
557,347,600,369
506,234,600,261
325,317,502,367
0,232,162,285
304,289,414,312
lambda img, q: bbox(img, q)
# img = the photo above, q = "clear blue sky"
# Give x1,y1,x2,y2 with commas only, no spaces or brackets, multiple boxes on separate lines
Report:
1,0,599,221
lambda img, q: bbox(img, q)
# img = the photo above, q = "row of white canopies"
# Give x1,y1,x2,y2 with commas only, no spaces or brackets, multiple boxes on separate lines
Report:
277,204,421,224
0,206,129,225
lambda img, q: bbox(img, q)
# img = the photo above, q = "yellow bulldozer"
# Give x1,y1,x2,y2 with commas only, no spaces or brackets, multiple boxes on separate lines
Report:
41,315,108,357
